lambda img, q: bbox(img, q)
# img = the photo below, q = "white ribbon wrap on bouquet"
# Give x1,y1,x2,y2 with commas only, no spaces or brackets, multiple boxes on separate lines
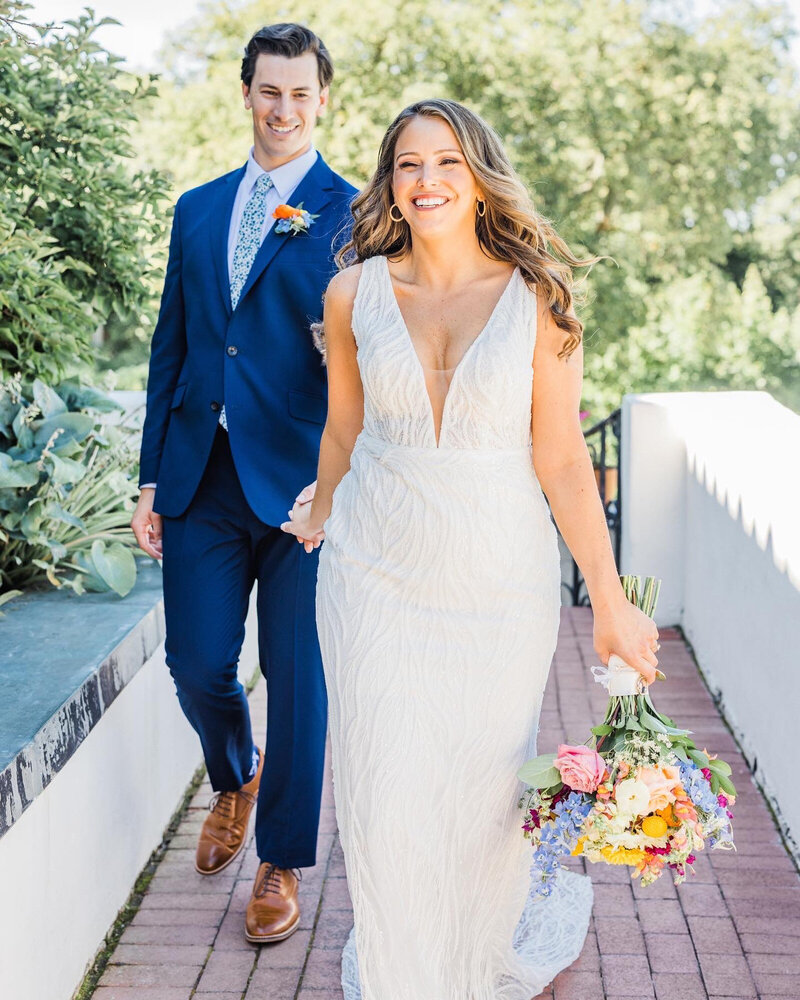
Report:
591,654,646,695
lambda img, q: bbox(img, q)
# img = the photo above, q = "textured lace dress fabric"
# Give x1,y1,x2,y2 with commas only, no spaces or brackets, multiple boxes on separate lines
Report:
316,255,593,1000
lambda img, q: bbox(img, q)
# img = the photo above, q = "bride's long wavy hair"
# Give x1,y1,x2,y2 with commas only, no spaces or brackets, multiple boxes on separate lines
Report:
337,99,596,358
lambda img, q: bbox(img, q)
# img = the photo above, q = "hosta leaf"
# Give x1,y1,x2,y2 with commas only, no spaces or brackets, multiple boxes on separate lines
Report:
0,453,40,488
33,412,94,447
33,379,68,419
90,539,136,597
56,382,122,413
46,452,87,485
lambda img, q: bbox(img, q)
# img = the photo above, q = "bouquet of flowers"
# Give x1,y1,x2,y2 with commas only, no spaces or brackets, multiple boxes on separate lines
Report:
519,576,736,896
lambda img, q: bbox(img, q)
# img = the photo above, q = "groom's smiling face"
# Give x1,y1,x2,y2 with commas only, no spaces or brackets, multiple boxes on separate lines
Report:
243,52,329,169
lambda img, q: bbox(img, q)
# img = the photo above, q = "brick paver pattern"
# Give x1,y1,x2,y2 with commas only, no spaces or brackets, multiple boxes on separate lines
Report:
93,607,800,1000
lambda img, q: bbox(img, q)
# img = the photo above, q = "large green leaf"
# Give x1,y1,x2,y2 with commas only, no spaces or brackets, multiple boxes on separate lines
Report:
33,412,95,447
56,382,123,414
517,753,560,789
90,539,136,597
0,392,19,431
33,379,67,419
707,758,732,776
46,451,87,485
0,453,40,488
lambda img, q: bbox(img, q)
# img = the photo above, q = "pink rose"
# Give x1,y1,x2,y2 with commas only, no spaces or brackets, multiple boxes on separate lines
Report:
638,766,679,812
554,744,606,793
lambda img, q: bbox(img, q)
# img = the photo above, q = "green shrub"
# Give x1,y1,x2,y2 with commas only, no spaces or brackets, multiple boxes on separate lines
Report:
0,2,169,385
0,377,140,599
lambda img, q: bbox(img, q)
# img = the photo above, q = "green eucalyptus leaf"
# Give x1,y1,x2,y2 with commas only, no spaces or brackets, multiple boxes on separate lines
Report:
517,753,560,789
687,748,710,768
707,758,733,776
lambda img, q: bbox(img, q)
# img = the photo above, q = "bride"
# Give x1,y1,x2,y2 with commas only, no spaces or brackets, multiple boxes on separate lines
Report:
282,98,659,1000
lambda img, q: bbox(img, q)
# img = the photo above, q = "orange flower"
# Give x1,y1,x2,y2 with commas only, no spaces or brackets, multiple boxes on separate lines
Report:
273,203,303,219
656,804,682,829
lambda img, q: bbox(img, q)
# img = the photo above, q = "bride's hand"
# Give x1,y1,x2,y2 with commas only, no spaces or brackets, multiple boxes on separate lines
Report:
280,500,326,554
593,597,660,684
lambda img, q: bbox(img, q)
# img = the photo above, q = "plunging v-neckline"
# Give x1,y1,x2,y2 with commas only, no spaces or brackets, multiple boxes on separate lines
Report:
381,256,519,447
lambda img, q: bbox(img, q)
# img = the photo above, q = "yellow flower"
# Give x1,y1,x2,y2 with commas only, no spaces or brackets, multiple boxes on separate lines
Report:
571,836,586,857
600,844,646,865
641,815,669,838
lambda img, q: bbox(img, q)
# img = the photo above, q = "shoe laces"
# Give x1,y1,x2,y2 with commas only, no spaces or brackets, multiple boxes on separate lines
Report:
208,790,237,819
255,863,302,897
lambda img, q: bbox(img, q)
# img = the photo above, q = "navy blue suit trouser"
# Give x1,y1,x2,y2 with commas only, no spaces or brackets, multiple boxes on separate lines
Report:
161,427,326,869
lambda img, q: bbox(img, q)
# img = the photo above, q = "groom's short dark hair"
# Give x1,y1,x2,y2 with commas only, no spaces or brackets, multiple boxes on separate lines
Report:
241,23,334,89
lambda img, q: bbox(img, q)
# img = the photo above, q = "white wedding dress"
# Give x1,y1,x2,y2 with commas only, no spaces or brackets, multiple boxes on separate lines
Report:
316,255,593,1000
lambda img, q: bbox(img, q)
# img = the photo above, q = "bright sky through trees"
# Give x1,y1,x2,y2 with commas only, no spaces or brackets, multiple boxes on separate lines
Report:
28,0,800,70
27,0,203,69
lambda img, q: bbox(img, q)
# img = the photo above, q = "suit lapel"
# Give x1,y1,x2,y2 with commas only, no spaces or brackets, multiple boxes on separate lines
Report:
209,165,245,317
234,156,335,310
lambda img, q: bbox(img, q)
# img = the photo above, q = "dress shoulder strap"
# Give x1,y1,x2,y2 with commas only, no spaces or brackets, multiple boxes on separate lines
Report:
350,256,389,348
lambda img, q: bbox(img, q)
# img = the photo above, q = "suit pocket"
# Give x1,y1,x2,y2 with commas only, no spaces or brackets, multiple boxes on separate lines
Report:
170,383,187,410
288,389,326,425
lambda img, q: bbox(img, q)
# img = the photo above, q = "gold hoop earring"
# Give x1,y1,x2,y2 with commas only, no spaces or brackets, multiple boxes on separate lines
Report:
389,204,404,223
476,199,486,217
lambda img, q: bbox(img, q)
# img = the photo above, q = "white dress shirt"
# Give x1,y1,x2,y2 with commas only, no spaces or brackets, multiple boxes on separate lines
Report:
226,144,318,280
140,145,319,491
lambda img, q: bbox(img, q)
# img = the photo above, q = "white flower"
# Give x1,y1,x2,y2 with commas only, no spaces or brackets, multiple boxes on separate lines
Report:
614,778,651,817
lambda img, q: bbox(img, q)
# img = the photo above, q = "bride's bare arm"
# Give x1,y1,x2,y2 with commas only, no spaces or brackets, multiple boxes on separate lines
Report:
282,265,364,549
530,293,659,681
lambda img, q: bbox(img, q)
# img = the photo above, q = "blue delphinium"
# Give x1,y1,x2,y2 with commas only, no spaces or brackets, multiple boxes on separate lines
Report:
679,761,735,850
530,792,593,897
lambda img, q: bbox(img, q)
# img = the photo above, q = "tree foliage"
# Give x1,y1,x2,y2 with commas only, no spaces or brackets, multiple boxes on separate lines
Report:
0,0,170,383
133,0,800,413
0,3,167,597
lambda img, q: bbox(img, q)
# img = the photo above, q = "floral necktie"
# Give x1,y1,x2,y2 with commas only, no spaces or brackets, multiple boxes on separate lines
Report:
220,172,274,430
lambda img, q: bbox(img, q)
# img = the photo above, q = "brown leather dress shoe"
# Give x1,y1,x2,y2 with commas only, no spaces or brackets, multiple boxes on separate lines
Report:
195,749,263,875
245,862,301,943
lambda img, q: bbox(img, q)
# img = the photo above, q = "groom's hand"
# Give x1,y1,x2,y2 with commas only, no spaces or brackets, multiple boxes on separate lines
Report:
131,488,163,559
295,480,317,505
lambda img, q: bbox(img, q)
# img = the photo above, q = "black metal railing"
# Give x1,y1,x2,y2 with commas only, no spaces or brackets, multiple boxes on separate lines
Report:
561,408,622,606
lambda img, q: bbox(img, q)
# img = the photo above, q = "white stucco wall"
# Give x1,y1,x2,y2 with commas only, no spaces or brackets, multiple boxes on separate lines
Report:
621,391,800,854
0,595,260,1000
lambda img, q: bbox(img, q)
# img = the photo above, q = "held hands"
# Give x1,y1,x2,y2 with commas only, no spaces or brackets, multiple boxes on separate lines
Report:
593,596,661,685
281,481,325,553
131,488,163,559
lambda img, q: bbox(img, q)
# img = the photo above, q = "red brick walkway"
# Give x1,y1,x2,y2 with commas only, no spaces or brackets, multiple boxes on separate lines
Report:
92,608,800,1000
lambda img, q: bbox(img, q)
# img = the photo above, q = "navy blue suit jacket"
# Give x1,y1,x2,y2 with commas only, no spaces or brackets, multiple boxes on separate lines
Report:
139,155,356,525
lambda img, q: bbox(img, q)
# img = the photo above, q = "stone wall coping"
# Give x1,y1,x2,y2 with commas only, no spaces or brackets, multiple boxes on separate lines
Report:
0,560,164,839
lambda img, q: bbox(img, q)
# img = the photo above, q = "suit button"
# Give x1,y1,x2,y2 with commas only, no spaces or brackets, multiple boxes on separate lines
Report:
210,401,220,412
227,345,238,357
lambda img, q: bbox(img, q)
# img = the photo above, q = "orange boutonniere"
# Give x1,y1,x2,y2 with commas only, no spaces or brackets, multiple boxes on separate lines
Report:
273,202,318,235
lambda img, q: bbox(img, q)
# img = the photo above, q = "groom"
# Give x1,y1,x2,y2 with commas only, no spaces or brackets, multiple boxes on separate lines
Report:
131,23,355,943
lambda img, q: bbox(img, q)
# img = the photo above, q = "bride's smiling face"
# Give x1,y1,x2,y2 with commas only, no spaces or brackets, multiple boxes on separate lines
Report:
391,116,484,239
